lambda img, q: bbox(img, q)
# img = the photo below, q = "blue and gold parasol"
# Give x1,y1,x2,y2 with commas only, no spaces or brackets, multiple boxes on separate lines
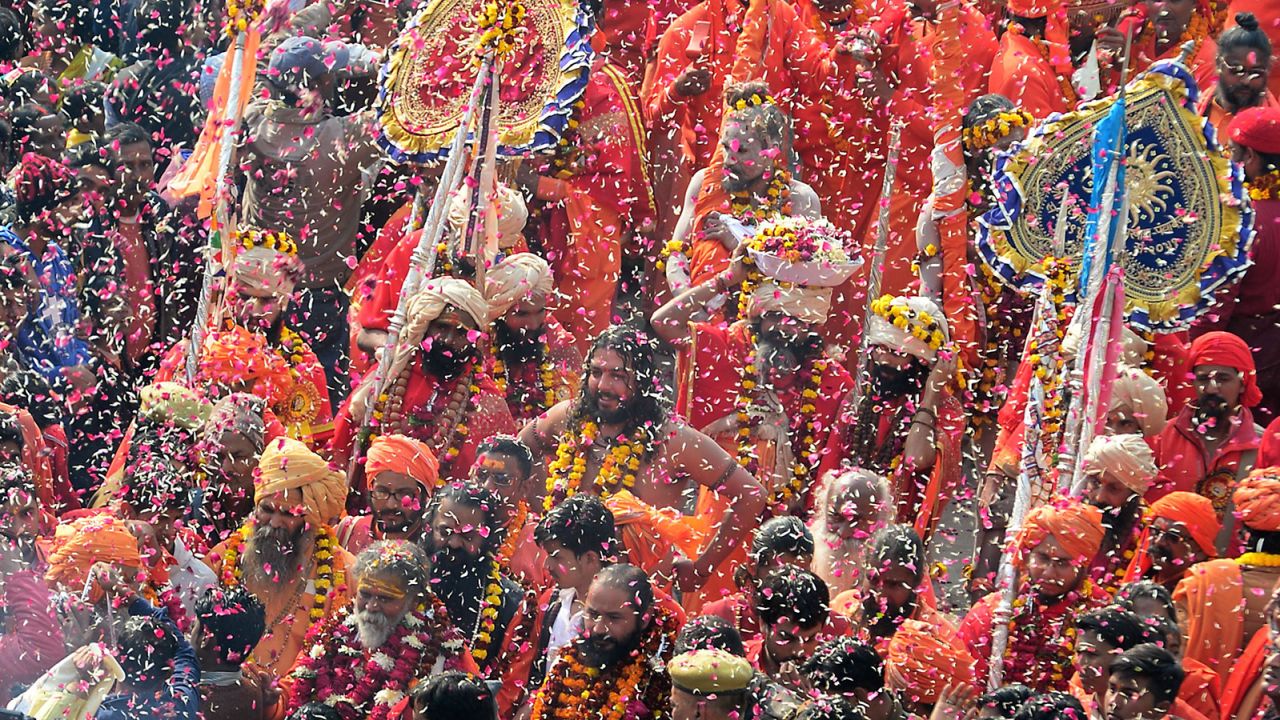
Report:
976,61,1255,332
377,0,594,163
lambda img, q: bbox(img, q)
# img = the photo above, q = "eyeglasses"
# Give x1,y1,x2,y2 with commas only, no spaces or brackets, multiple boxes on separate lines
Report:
370,487,422,503
1218,61,1269,82
473,467,515,487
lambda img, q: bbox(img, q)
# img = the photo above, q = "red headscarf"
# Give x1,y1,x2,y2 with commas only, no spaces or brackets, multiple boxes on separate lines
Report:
1123,492,1221,583
1234,467,1280,533
1188,331,1262,407
1229,107,1280,154
1011,499,1106,569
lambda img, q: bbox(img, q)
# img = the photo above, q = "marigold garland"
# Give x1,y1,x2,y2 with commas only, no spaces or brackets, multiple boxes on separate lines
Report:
496,499,529,569
1026,260,1070,439
869,295,947,350
220,523,338,623
1237,551,1280,567
471,561,505,666
543,421,649,511
491,341,557,417
475,0,528,59
728,169,792,226
1247,170,1280,201
224,0,265,37
529,602,679,720
234,227,298,256
963,109,1035,151
1004,578,1097,690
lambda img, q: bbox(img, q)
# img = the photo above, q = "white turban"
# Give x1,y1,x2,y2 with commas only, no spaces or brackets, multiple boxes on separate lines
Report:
1083,433,1158,496
1063,322,1147,366
228,245,305,297
746,280,833,326
1109,365,1169,438
486,252,554,319
866,296,950,363
448,182,529,249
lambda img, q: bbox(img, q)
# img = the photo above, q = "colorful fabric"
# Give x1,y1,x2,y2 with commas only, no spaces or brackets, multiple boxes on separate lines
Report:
1174,558,1245,682
886,619,976,702
1011,499,1105,569
1123,491,1221,583
1189,331,1263,407
1233,467,1280,532
365,433,439,488
1083,433,1158,495
256,436,347,526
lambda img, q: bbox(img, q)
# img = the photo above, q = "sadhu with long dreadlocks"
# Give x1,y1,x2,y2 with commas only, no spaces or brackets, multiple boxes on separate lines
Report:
519,325,765,609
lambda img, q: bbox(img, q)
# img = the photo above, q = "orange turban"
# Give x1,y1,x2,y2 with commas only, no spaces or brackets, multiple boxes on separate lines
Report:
1123,492,1221,583
195,326,296,411
886,620,976,703
1234,467,1280,532
365,434,440,489
1188,331,1262,407
44,515,144,592
256,437,347,527
1012,499,1105,569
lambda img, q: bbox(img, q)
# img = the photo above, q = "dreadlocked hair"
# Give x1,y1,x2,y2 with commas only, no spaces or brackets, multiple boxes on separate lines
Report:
570,325,671,433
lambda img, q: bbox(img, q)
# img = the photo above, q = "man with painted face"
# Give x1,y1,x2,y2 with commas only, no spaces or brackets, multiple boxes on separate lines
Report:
334,277,517,499
420,482,534,716
959,498,1111,692
655,233,854,517
520,325,765,608
1151,331,1261,510
820,295,961,536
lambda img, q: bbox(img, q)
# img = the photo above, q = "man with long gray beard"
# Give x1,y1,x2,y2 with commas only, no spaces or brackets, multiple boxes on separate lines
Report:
285,541,478,718
810,467,894,600
421,482,536,716
205,437,353,675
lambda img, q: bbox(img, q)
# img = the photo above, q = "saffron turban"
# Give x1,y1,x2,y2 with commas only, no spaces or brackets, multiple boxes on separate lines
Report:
195,326,296,411
1229,107,1280,154
669,649,755,695
138,382,212,431
1188,331,1262,407
1234,467,1280,532
1012,499,1105,569
255,436,347,527
1083,433,1158,496
866,296,950,363
1123,491,1220,583
485,252,554,319
229,244,305,297
365,434,439,489
885,620,976,702
747,279,833,326
447,182,529,249
44,515,144,592
1109,365,1169,438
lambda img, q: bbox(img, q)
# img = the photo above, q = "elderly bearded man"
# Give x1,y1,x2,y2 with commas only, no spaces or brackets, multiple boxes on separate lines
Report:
519,325,766,608
1080,433,1160,595
205,437,352,674
334,277,517,500
811,467,894,599
819,295,962,535
527,564,681,720
285,541,478,719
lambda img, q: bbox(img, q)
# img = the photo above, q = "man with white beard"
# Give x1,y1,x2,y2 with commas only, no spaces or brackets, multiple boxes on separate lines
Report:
286,541,479,718
810,468,893,600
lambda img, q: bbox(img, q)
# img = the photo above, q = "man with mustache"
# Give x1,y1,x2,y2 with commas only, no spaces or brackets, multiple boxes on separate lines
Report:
1121,492,1220,592
1080,434,1159,595
1196,13,1275,140
334,277,517,500
285,541,477,718
819,295,961,535
422,482,535,717
205,437,352,674
482,253,582,423
470,434,547,589
336,434,438,554
1151,331,1261,511
811,467,894,599
842,525,953,652
520,324,765,608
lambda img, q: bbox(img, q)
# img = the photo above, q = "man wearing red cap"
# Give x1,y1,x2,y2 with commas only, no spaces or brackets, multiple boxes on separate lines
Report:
1195,107,1280,424
335,434,439,553
1174,468,1280,685
1150,331,1262,511
1122,492,1221,592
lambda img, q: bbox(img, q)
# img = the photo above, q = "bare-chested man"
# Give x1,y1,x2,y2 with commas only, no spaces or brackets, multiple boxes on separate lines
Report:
520,325,766,608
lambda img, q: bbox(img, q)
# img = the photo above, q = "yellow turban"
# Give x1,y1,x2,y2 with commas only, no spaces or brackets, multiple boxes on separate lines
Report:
486,252,554,319
866,295,949,363
255,436,347,527
448,182,529,249
228,245,304,297
669,649,754,695
1109,365,1168,438
746,279,833,326
1083,433,1158,496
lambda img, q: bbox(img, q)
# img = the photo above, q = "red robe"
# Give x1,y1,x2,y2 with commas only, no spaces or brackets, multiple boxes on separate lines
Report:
1149,406,1260,511
988,30,1075,120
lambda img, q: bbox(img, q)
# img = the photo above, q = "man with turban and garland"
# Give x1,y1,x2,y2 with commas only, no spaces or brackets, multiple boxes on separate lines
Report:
886,618,976,717
519,325,766,610
1081,433,1160,595
1151,331,1262,512
1196,107,1280,424
1122,492,1221,593
653,239,854,516
285,541,479,719
482,252,582,423
333,277,517,501
527,563,680,720
155,228,333,448
1173,468,1280,684
819,295,962,537
958,498,1111,692
204,436,353,674
335,433,439,554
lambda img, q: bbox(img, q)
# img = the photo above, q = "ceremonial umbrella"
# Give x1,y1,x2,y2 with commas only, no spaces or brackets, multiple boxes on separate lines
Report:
975,61,1255,333
377,0,595,162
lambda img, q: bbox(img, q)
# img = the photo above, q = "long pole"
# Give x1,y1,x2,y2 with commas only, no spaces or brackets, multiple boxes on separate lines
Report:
185,30,249,381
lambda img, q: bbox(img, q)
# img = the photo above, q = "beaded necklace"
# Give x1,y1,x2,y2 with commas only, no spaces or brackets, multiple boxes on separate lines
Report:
491,340,557,418
379,363,480,474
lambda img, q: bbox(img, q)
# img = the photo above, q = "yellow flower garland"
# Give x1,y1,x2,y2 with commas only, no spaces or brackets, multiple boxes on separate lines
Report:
1247,170,1280,201
491,342,558,417
962,109,1035,152
472,561,504,664
869,295,947,351
220,523,338,622
233,227,298,256
543,421,647,511
475,0,528,59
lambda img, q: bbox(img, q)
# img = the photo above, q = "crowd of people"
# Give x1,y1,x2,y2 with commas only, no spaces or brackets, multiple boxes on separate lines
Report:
0,0,1278,717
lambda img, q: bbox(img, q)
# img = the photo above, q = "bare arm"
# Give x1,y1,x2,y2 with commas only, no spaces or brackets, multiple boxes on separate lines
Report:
670,425,766,591
652,242,751,347
518,400,573,485
665,169,707,293
901,350,957,473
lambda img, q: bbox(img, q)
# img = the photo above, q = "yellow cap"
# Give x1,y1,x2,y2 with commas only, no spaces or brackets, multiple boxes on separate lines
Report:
669,649,754,695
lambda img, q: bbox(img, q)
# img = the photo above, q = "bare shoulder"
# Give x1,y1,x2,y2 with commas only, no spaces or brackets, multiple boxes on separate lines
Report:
658,420,732,468
521,400,573,454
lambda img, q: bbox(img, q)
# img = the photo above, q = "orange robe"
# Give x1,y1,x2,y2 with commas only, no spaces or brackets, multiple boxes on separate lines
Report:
1221,626,1271,720
1173,559,1246,683
205,533,354,676
989,30,1076,120
1197,90,1280,148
